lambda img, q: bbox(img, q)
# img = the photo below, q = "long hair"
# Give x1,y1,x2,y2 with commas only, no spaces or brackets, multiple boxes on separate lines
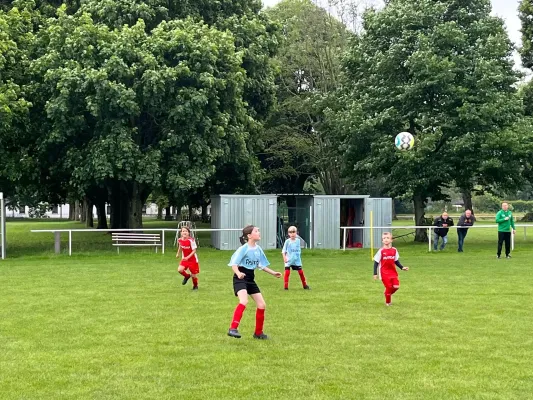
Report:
239,225,255,245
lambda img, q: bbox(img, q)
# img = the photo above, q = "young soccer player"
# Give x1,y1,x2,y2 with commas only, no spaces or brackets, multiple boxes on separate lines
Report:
176,227,200,290
227,225,282,340
373,232,409,306
282,226,310,290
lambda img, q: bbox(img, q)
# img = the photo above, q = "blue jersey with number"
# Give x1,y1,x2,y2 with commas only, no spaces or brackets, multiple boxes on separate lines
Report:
228,244,270,270
282,238,302,266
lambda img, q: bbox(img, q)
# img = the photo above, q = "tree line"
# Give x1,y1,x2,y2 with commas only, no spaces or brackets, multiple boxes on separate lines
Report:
2,0,533,240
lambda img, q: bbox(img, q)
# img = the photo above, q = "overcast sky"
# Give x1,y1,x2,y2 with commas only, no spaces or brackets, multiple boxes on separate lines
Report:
262,0,522,48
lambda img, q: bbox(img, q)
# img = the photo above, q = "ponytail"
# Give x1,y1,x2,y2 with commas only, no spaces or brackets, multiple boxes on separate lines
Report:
239,225,255,245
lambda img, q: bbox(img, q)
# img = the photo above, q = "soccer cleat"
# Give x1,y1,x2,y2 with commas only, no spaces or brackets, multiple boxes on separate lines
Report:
496,256,501,259
227,329,241,338
192,286,198,290
386,303,392,307
506,255,512,259
253,333,269,340
182,276,191,285
303,285,311,290
284,287,288,290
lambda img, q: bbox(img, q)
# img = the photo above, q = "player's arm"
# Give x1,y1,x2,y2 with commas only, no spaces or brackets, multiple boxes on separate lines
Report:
395,260,409,271
263,267,282,278
495,211,505,223
184,249,196,260
176,244,181,258
373,261,379,279
282,240,289,263
231,264,245,279
511,214,516,230
457,215,464,227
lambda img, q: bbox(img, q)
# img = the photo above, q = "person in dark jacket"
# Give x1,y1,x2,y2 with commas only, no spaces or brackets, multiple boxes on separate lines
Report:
433,212,454,251
457,209,475,252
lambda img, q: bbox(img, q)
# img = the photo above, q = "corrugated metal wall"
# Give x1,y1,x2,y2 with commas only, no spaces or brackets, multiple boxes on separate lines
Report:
210,195,277,250
312,196,340,249
364,198,393,249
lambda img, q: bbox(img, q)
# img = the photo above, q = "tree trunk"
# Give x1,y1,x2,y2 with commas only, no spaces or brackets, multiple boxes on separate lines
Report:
157,205,163,220
462,188,473,213
74,200,81,221
413,194,428,242
201,203,208,222
165,206,172,221
85,198,94,228
80,199,87,223
96,201,108,229
392,200,398,220
188,205,194,221
69,202,75,220
108,181,145,229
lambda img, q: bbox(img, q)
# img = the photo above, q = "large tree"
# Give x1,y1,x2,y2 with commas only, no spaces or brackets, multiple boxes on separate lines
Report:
3,0,278,228
262,0,354,194
340,0,521,241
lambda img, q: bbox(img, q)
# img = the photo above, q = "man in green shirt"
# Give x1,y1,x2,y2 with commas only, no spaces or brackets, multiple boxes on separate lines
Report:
495,202,516,259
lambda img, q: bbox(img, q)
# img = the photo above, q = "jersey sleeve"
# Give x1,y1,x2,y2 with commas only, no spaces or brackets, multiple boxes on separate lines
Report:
228,245,247,267
373,249,382,263
282,239,289,254
257,247,270,269
190,239,197,250
394,249,400,261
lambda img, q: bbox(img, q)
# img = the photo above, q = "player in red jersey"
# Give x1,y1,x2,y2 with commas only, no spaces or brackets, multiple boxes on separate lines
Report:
373,232,409,306
176,227,200,290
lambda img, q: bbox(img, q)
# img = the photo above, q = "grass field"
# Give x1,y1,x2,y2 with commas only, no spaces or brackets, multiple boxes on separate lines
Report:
1,220,533,399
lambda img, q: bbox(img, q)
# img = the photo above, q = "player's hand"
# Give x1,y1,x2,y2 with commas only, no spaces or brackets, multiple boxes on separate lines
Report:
237,272,246,279
505,217,509,221
175,253,179,258
273,271,282,278
443,224,448,227
403,267,409,271
373,275,378,280
512,230,516,234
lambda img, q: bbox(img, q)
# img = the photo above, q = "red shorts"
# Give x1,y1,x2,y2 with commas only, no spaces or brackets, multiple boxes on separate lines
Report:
381,274,399,288
179,260,200,275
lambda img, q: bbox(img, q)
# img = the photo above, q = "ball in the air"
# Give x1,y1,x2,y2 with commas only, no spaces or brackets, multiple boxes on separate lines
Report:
395,131,415,151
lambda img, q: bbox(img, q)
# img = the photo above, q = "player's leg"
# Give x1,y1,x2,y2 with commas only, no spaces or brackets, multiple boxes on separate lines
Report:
497,231,504,258
390,276,400,298
178,265,191,285
293,266,310,289
250,292,268,339
382,276,393,305
190,265,200,290
228,289,248,338
284,266,291,290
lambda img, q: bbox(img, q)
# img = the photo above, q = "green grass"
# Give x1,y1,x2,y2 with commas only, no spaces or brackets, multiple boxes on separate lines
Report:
1,221,533,399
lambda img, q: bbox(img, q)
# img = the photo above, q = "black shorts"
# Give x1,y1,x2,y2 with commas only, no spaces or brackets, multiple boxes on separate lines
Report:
233,267,261,296
285,265,302,271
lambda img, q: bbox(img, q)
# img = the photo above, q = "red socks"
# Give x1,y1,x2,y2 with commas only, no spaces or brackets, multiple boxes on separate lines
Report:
179,270,191,279
255,308,265,335
284,270,291,289
192,277,198,287
298,270,307,287
284,269,308,289
384,286,399,304
230,303,246,329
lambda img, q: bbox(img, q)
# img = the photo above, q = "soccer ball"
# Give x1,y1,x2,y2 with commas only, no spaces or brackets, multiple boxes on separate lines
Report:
395,131,415,151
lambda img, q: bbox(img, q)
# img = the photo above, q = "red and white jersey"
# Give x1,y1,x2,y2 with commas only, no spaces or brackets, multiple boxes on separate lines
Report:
178,238,198,263
374,246,399,278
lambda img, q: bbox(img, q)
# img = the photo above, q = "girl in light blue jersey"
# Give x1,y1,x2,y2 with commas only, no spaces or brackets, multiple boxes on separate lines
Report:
282,226,310,290
227,225,282,340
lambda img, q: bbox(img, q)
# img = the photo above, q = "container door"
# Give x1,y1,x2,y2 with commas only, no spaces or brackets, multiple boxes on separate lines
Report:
313,197,340,249
364,198,393,249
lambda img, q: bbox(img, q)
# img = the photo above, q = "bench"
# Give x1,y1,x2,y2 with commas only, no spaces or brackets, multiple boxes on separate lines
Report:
111,233,161,254
393,231,416,242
